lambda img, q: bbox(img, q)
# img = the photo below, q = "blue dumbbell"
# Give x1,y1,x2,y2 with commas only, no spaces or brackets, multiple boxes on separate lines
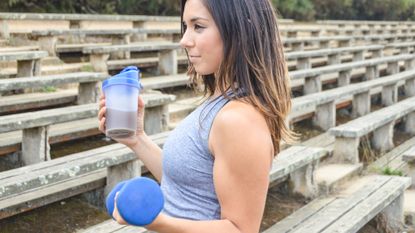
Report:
106,177,164,226
106,180,128,219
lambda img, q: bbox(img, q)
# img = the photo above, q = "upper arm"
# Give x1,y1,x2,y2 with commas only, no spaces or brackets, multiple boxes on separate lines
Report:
209,102,273,233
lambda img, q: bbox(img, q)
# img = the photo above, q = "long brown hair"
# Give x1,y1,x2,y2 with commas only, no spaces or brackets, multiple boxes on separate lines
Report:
181,0,295,153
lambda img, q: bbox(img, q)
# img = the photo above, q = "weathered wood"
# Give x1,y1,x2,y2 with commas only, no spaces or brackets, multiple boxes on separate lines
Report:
320,177,410,233
262,198,337,233
0,72,108,91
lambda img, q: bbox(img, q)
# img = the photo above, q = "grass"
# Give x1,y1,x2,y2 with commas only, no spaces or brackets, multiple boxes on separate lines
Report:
81,64,95,72
381,166,403,176
40,86,57,92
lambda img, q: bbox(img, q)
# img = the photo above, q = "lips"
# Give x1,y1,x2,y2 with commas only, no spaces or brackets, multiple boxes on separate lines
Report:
189,55,201,63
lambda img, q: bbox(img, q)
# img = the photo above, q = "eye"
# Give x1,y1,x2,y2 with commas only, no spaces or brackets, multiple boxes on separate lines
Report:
194,24,205,31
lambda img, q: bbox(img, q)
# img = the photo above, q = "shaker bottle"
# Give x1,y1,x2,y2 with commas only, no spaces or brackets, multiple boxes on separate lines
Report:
102,66,142,138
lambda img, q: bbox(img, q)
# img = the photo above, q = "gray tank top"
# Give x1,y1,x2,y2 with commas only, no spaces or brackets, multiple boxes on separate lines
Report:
160,94,231,220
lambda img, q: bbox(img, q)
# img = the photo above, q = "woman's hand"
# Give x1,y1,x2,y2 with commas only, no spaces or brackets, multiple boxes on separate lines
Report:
98,94,146,148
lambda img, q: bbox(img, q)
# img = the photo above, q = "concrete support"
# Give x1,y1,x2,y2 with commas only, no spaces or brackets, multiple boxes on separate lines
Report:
352,91,371,118
22,126,50,165
158,49,177,75
387,61,399,75
105,160,141,197
333,137,360,164
289,160,318,198
382,84,398,106
405,59,415,70
38,36,57,56
366,65,379,80
0,20,10,39
17,59,41,78
381,194,405,233
338,70,352,86
110,35,131,59
328,54,341,65
313,101,336,131
372,121,395,152
319,41,330,49
405,79,415,96
132,21,148,42
339,40,351,48
144,105,169,135
78,82,100,104
90,54,109,73
404,112,415,135
297,58,311,70
352,51,364,62
372,49,383,59
304,76,322,95
292,42,304,51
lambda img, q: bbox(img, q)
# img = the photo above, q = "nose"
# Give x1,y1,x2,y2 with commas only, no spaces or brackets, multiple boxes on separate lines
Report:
180,29,195,49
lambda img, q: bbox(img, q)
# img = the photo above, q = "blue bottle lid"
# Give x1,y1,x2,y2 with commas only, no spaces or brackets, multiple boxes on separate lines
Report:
102,66,143,90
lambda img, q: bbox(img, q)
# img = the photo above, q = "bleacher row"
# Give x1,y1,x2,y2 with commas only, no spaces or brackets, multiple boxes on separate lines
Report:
1,13,415,233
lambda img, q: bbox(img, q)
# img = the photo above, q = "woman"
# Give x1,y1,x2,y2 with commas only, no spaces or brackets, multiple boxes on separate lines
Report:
98,0,294,232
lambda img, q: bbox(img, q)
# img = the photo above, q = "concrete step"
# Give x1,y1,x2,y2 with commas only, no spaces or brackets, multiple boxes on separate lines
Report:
41,56,65,66
316,163,363,195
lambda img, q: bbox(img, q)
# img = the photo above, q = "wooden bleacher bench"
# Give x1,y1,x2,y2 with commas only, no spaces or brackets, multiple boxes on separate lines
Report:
0,90,175,161
56,42,112,54
106,55,188,71
0,91,175,156
0,140,327,220
329,95,415,164
83,41,181,74
402,146,415,188
263,175,411,233
285,44,384,69
283,36,354,50
30,28,181,56
0,51,48,77
0,72,107,106
291,69,415,130
290,53,415,94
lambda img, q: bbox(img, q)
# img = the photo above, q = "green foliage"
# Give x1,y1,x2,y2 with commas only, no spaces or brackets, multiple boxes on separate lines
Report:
2,0,415,20
40,86,56,92
381,167,403,176
273,0,315,21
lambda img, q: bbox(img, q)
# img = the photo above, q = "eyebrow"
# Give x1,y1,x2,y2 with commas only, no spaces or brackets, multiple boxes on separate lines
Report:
183,17,209,23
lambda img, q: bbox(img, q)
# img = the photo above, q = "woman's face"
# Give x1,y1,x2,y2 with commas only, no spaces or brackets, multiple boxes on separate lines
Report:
180,0,224,75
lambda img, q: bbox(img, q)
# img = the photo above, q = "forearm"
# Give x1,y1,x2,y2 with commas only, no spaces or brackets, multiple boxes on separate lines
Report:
130,134,163,181
147,214,242,233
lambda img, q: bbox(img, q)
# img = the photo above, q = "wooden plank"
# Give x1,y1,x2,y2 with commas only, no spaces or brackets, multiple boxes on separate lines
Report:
369,137,415,171
83,42,180,54
0,51,48,61
0,170,106,219
0,103,98,133
0,72,107,91
0,90,77,114
321,177,411,233
329,96,415,138
263,197,336,233
285,176,391,233
270,146,327,183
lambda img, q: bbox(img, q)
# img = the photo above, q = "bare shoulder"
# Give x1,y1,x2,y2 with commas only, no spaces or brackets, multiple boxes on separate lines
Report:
209,100,273,160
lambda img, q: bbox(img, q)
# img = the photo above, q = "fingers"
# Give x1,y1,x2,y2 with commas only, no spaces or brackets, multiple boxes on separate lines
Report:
138,95,145,108
98,106,106,120
113,192,127,225
99,116,106,133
